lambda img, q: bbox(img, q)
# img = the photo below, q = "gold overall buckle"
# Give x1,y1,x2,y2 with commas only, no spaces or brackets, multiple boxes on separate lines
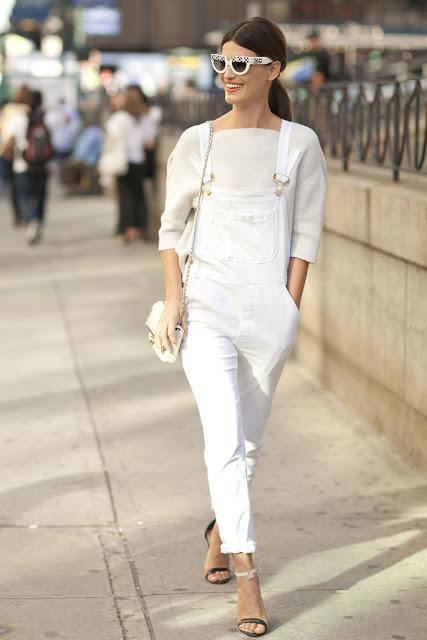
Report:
273,172,290,196
202,173,215,195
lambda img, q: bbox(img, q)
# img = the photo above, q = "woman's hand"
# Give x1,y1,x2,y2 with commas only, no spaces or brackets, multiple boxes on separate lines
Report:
287,257,309,311
158,249,188,352
155,298,187,353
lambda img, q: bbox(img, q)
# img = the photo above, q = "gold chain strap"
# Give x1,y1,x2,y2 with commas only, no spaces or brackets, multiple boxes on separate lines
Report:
178,120,214,325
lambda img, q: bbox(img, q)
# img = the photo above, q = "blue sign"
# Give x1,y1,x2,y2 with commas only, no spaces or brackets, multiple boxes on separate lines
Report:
11,0,56,21
72,0,118,7
81,7,121,36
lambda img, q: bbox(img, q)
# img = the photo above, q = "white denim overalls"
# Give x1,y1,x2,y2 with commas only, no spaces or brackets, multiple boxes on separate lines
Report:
180,119,299,554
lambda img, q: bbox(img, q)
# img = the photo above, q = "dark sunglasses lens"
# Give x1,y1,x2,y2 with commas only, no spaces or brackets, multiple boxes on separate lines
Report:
212,58,226,72
232,60,247,73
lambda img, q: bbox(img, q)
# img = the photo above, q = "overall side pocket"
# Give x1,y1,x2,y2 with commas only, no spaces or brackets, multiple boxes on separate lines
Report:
283,283,300,316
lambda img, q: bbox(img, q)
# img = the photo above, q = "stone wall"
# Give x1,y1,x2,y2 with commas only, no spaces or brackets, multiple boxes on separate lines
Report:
295,162,427,471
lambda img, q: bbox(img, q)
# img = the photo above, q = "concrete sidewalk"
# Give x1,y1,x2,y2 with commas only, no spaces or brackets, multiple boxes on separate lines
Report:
0,193,426,640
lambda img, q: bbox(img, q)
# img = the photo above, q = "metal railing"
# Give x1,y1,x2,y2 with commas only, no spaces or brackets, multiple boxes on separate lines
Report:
292,78,427,181
159,91,227,133
158,78,427,181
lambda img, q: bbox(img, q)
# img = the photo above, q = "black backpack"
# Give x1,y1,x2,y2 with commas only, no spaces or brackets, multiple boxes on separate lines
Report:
23,114,54,166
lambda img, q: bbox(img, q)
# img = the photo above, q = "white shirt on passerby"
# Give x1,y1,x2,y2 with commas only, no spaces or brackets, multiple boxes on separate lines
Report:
0,102,29,155
105,110,157,165
9,109,30,173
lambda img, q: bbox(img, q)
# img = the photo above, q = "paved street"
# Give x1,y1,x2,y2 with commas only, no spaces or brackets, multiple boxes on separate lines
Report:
1,192,426,640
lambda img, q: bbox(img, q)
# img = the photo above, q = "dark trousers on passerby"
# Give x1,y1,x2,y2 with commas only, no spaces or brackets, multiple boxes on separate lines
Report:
3,160,23,225
15,169,48,223
116,163,147,235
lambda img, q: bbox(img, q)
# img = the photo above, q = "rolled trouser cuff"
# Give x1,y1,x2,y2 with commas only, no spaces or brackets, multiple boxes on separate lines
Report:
220,540,256,554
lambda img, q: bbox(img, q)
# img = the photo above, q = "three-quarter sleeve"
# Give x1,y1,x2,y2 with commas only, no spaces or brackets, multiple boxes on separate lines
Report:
290,130,327,264
158,126,199,251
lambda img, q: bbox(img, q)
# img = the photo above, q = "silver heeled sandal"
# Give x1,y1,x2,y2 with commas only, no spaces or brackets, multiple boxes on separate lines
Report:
235,567,269,637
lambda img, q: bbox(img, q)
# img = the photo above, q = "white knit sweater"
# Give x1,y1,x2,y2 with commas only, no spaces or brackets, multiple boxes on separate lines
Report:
158,121,327,270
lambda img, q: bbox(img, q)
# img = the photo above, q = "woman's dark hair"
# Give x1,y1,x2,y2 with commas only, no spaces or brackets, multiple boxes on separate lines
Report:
125,84,149,118
220,16,292,121
29,90,43,115
15,85,31,106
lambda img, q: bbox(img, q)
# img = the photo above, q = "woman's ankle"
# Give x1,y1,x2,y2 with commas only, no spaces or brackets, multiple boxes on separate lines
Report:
233,552,254,572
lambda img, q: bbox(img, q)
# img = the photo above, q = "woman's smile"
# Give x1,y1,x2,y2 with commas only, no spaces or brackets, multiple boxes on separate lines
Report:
225,82,244,93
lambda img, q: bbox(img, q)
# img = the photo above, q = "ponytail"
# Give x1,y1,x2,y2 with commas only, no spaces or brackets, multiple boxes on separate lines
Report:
269,78,292,121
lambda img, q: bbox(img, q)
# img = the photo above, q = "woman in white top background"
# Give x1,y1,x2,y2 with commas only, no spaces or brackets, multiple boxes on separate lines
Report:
106,85,157,243
157,16,327,637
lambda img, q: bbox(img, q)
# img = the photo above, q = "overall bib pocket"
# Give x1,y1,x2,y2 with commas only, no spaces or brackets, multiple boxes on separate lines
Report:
205,190,279,264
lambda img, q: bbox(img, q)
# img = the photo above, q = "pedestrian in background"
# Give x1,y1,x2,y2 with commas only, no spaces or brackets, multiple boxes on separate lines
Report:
45,98,81,166
60,115,103,194
141,90,159,182
8,90,53,245
105,85,157,244
306,29,333,89
0,85,31,226
141,91,160,240
156,16,327,637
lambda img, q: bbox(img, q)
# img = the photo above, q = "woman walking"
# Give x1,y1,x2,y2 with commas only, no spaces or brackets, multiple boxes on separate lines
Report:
8,90,52,245
106,85,156,243
156,16,327,637
0,85,31,226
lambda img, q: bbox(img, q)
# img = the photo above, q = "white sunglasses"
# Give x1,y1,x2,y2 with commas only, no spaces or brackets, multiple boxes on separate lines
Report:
210,54,274,76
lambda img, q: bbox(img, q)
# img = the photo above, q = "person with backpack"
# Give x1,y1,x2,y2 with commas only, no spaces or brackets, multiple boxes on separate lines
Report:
8,90,53,245
0,85,32,226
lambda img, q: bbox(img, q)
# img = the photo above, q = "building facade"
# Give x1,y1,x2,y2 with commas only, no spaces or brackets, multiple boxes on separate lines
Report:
83,0,427,52
84,0,247,51
9,0,427,54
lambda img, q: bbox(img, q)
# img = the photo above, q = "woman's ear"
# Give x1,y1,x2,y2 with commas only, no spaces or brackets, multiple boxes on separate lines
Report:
268,61,282,82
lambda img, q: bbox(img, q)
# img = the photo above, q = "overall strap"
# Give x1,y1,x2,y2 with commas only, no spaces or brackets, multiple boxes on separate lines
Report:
273,119,293,195
199,120,214,188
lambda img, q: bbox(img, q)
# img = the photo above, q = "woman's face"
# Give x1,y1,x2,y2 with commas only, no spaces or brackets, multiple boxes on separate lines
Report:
220,40,281,107
111,93,125,111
